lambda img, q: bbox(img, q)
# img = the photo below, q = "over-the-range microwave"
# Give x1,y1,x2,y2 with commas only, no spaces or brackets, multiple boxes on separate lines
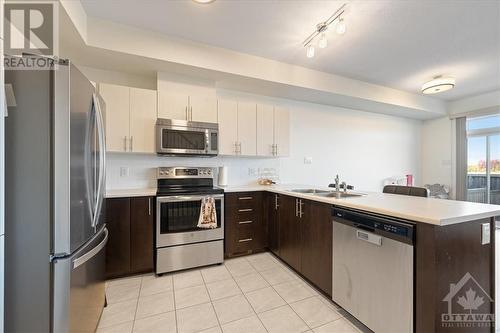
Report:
156,118,219,156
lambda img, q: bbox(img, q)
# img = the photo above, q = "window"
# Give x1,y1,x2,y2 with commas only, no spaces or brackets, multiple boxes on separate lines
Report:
466,114,500,204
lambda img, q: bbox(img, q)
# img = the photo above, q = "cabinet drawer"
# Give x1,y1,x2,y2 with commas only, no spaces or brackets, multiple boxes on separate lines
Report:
225,192,262,208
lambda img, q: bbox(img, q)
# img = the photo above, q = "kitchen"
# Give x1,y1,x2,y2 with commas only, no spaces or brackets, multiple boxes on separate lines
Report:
1,1,500,333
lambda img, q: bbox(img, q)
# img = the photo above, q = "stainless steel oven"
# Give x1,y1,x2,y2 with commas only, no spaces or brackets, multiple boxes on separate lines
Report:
156,194,224,247
155,167,224,274
156,119,218,156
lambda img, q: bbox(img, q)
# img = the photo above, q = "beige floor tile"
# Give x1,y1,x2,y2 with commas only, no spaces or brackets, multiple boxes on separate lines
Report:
175,284,210,309
98,300,137,329
221,315,267,333
206,278,241,301
201,265,232,283
234,272,269,293
176,302,219,333
106,283,141,304
258,305,309,333
199,326,222,333
173,269,204,290
136,291,175,319
212,294,255,324
140,274,173,297
313,318,361,333
290,296,342,329
259,266,295,285
106,275,142,289
245,286,286,313
247,255,278,272
274,280,314,303
96,321,133,333
133,311,176,333
225,260,257,278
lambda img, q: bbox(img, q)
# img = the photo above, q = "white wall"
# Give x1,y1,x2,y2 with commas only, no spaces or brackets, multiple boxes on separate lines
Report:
420,116,455,196
78,65,156,90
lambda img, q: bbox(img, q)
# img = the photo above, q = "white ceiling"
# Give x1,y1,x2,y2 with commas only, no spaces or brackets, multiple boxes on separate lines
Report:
80,0,500,101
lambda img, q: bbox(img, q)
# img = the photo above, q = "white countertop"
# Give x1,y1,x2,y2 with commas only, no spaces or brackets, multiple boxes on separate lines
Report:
220,184,500,226
106,184,500,226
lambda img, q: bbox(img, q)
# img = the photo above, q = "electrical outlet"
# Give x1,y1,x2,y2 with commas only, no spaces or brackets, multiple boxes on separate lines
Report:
248,168,256,176
304,157,313,164
120,167,129,177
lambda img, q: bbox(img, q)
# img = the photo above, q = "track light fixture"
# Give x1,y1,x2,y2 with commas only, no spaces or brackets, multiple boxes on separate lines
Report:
303,3,347,58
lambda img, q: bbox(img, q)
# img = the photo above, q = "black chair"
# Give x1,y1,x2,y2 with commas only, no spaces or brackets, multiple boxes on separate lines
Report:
382,185,429,198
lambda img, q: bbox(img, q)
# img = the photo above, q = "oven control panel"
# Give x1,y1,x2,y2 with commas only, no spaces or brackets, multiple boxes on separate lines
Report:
157,167,213,179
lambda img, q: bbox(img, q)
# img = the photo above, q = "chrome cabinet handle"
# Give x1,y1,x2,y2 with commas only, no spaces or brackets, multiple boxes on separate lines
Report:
123,136,127,151
129,136,133,152
148,197,152,216
299,200,304,218
238,238,253,243
190,106,193,121
275,194,279,210
295,199,299,217
238,220,253,224
238,208,253,212
238,196,253,200
185,106,188,120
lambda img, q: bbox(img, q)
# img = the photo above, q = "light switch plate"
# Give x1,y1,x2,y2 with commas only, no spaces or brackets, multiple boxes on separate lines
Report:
304,157,313,164
481,223,490,245
120,167,129,177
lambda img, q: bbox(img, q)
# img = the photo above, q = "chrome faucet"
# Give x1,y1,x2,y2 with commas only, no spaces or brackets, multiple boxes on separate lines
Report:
328,175,354,193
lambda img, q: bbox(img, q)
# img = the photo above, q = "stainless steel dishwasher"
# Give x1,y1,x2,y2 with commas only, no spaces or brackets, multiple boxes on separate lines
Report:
332,207,414,333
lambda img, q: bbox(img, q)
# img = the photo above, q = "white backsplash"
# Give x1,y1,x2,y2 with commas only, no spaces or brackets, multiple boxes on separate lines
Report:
106,153,282,189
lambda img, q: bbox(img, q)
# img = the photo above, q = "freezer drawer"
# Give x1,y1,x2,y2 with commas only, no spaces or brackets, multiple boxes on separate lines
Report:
53,227,108,333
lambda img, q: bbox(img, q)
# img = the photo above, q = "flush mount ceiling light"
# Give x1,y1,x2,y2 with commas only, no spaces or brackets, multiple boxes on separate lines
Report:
303,3,347,58
421,76,456,94
192,0,216,3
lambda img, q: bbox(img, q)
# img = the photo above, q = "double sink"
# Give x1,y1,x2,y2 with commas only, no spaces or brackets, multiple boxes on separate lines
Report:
290,188,364,198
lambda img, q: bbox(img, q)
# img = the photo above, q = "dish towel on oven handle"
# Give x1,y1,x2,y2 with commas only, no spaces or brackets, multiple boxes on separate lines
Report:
197,197,218,229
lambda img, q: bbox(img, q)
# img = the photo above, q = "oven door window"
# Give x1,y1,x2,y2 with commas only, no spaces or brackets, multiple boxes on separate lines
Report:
159,199,222,233
162,129,206,151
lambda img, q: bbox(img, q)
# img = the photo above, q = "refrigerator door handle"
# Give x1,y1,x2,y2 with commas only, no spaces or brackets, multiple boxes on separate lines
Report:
73,228,108,269
92,94,106,228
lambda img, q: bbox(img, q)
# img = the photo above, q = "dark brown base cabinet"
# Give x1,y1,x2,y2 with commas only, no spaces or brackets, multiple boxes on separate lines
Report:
105,196,155,279
225,192,267,257
225,192,332,296
277,195,332,296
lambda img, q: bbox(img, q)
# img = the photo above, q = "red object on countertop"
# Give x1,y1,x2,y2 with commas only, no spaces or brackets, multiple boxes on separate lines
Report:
406,174,413,186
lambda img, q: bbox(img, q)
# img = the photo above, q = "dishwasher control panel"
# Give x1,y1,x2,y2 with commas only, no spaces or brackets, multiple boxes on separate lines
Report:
333,207,415,244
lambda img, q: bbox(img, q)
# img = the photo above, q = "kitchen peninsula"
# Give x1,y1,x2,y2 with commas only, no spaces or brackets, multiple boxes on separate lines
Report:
107,184,500,333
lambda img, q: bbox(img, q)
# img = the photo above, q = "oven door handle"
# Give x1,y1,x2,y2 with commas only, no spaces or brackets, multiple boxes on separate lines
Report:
157,194,224,203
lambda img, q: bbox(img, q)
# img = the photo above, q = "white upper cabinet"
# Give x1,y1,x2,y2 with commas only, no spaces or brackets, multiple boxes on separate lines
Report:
100,83,130,152
157,73,217,123
217,99,257,156
217,99,238,155
158,91,189,121
189,95,217,123
256,103,274,156
129,88,157,154
274,106,290,157
99,83,157,153
237,101,257,156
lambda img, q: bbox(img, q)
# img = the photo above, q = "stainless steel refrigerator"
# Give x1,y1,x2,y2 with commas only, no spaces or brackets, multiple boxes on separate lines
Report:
5,58,108,332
